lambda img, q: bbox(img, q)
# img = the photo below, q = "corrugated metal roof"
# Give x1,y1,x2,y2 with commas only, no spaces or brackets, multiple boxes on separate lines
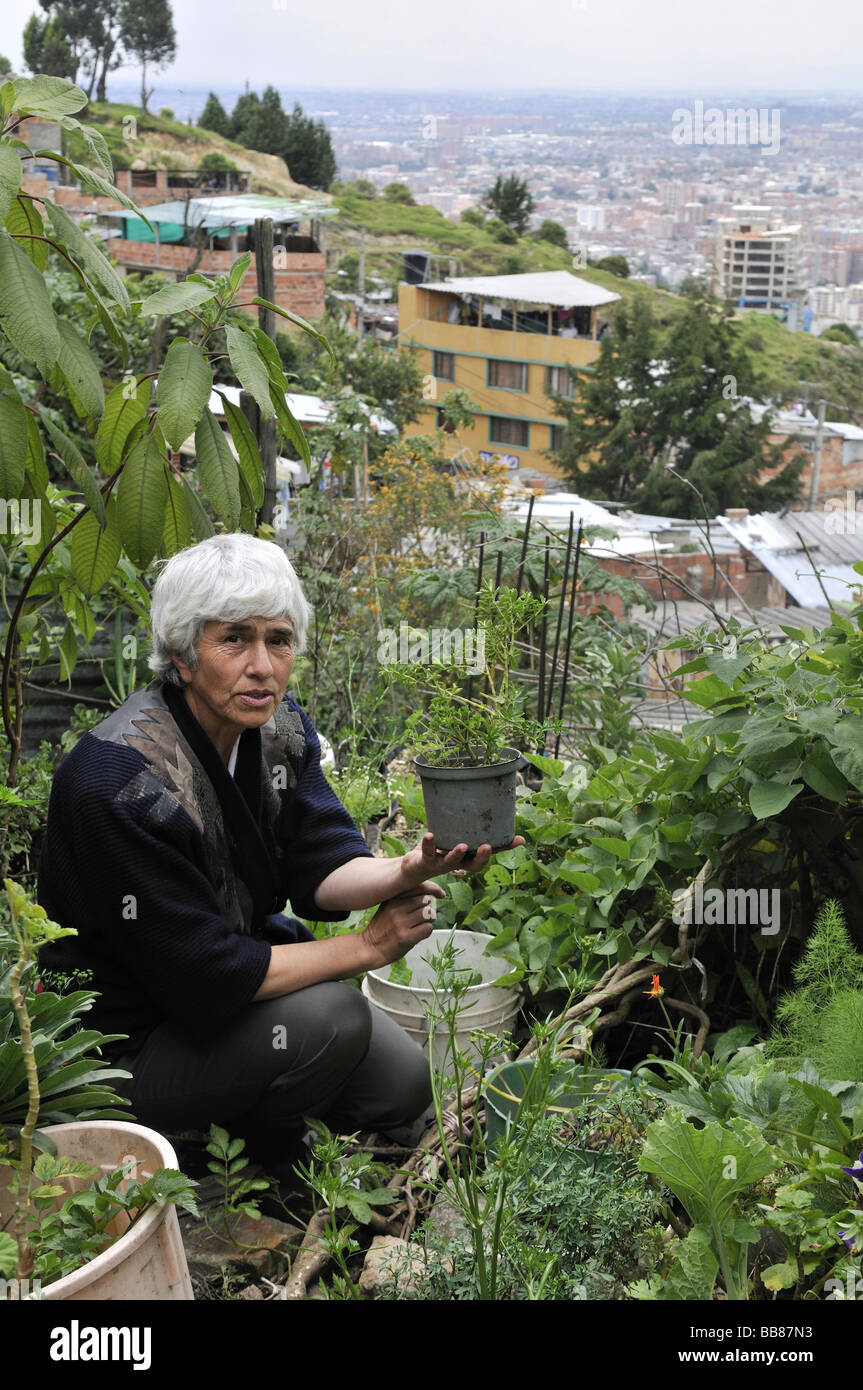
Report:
629,600,833,640
503,492,671,556
716,509,863,607
104,194,338,228
419,270,621,308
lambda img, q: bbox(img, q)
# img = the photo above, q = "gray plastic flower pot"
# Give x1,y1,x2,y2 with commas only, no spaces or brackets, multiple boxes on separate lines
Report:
414,748,522,855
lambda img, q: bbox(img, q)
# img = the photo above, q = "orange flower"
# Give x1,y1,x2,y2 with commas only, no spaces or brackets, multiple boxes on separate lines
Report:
643,974,663,998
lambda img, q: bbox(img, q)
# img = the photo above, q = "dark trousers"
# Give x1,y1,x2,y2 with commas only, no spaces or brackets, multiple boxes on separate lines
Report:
110,982,432,1163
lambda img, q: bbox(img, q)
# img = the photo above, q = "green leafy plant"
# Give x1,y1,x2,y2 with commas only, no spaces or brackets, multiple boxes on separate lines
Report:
293,1120,398,1299
386,584,552,766
202,1123,271,1240
0,877,134,1285
8,1150,198,1289
766,899,863,1081
636,1112,775,1300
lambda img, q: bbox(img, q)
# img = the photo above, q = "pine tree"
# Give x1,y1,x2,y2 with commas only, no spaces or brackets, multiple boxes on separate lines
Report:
549,290,803,517
228,89,262,148
482,174,535,236
255,85,288,156
119,0,176,112
199,91,230,138
22,14,76,79
282,102,336,190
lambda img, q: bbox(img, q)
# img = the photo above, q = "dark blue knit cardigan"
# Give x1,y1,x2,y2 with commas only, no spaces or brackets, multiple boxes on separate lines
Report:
37,679,373,1053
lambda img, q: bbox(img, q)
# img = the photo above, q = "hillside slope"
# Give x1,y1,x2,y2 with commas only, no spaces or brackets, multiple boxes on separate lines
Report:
70,102,320,199
329,187,863,411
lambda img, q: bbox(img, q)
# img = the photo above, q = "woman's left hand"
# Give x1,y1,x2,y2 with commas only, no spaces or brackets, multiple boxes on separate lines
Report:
399,831,526,889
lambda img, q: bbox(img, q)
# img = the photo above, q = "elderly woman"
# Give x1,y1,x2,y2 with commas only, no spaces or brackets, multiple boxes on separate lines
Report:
37,534,510,1168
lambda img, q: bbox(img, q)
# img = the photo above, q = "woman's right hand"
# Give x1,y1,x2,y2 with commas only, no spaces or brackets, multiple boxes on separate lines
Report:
361,889,438,968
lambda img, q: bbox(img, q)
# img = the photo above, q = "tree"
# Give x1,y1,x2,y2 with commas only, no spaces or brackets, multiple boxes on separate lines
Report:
382,182,414,205
119,0,176,112
821,323,859,346
592,254,630,279
548,291,803,517
460,207,484,227
198,150,237,175
228,88,262,147
198,91,230,137
85,0,126,101
25,1,123,97
255,85,288,156
482,174,535,236
22,14,75,79
282,102,336,190
0,56,11,75
536,219,568,249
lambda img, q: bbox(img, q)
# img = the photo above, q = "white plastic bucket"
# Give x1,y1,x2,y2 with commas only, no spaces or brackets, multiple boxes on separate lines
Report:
364,929,522,1073
0,1120,194,1301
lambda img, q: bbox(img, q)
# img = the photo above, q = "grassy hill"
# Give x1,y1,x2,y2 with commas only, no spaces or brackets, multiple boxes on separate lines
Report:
67,102,313,198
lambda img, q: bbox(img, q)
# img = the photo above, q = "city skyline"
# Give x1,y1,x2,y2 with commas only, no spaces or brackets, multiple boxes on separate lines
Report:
3,0,863,94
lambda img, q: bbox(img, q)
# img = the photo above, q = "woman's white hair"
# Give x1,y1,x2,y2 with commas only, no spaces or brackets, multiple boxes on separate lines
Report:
148,534,313,686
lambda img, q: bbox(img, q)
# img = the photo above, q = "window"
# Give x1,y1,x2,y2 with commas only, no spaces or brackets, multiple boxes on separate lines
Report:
489,416,529,448
546,366,574,398
549,424,568,451
433,350,455,381
488,359,528,391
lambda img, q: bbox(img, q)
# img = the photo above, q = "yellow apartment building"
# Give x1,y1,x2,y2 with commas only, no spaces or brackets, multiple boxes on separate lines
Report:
397,271,621,478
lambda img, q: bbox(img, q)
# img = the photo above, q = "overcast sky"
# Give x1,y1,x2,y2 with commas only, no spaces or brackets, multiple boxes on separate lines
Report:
3,0,862,94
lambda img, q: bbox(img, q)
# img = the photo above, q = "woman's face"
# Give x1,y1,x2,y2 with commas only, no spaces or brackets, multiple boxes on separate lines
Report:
171,615,296,756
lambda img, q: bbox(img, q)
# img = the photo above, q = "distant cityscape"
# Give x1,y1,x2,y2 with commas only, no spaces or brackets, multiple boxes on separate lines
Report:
107,83,863,337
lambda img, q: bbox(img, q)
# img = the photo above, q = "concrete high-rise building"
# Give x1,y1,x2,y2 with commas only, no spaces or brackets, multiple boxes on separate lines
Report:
714,205,803,312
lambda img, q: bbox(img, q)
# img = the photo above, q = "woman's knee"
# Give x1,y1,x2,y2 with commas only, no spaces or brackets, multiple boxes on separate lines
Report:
265,981,373,1077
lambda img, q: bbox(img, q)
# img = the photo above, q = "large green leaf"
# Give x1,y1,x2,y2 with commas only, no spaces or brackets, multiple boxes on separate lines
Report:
251,294,335,362
181,474,215,540
58,620,78,680
829,744,863,794
640,1113,775,1231
69,495,121,594
665,1224,720,1301
221,395,264,508
0,230,60,375
58,115,113,178
0,143,22,223
10,76,87,119
156,338,213,449
225,323,275,419
39,412,106,526
4,194,49,270
139,280,219,317
20,467,56,554
44,201,129,312
270,384,311,467
55,318,105,420
748,778,803,820
0,386,28,495
800,747,848,802
194,408,240,527
33,155,143,217
95,376,150,473
162,467,192,554
117,435,169,568
224,251,252,299
24,412,48,492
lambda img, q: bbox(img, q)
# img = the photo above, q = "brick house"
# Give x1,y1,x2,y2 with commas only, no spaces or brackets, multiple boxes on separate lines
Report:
99,195,338,322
